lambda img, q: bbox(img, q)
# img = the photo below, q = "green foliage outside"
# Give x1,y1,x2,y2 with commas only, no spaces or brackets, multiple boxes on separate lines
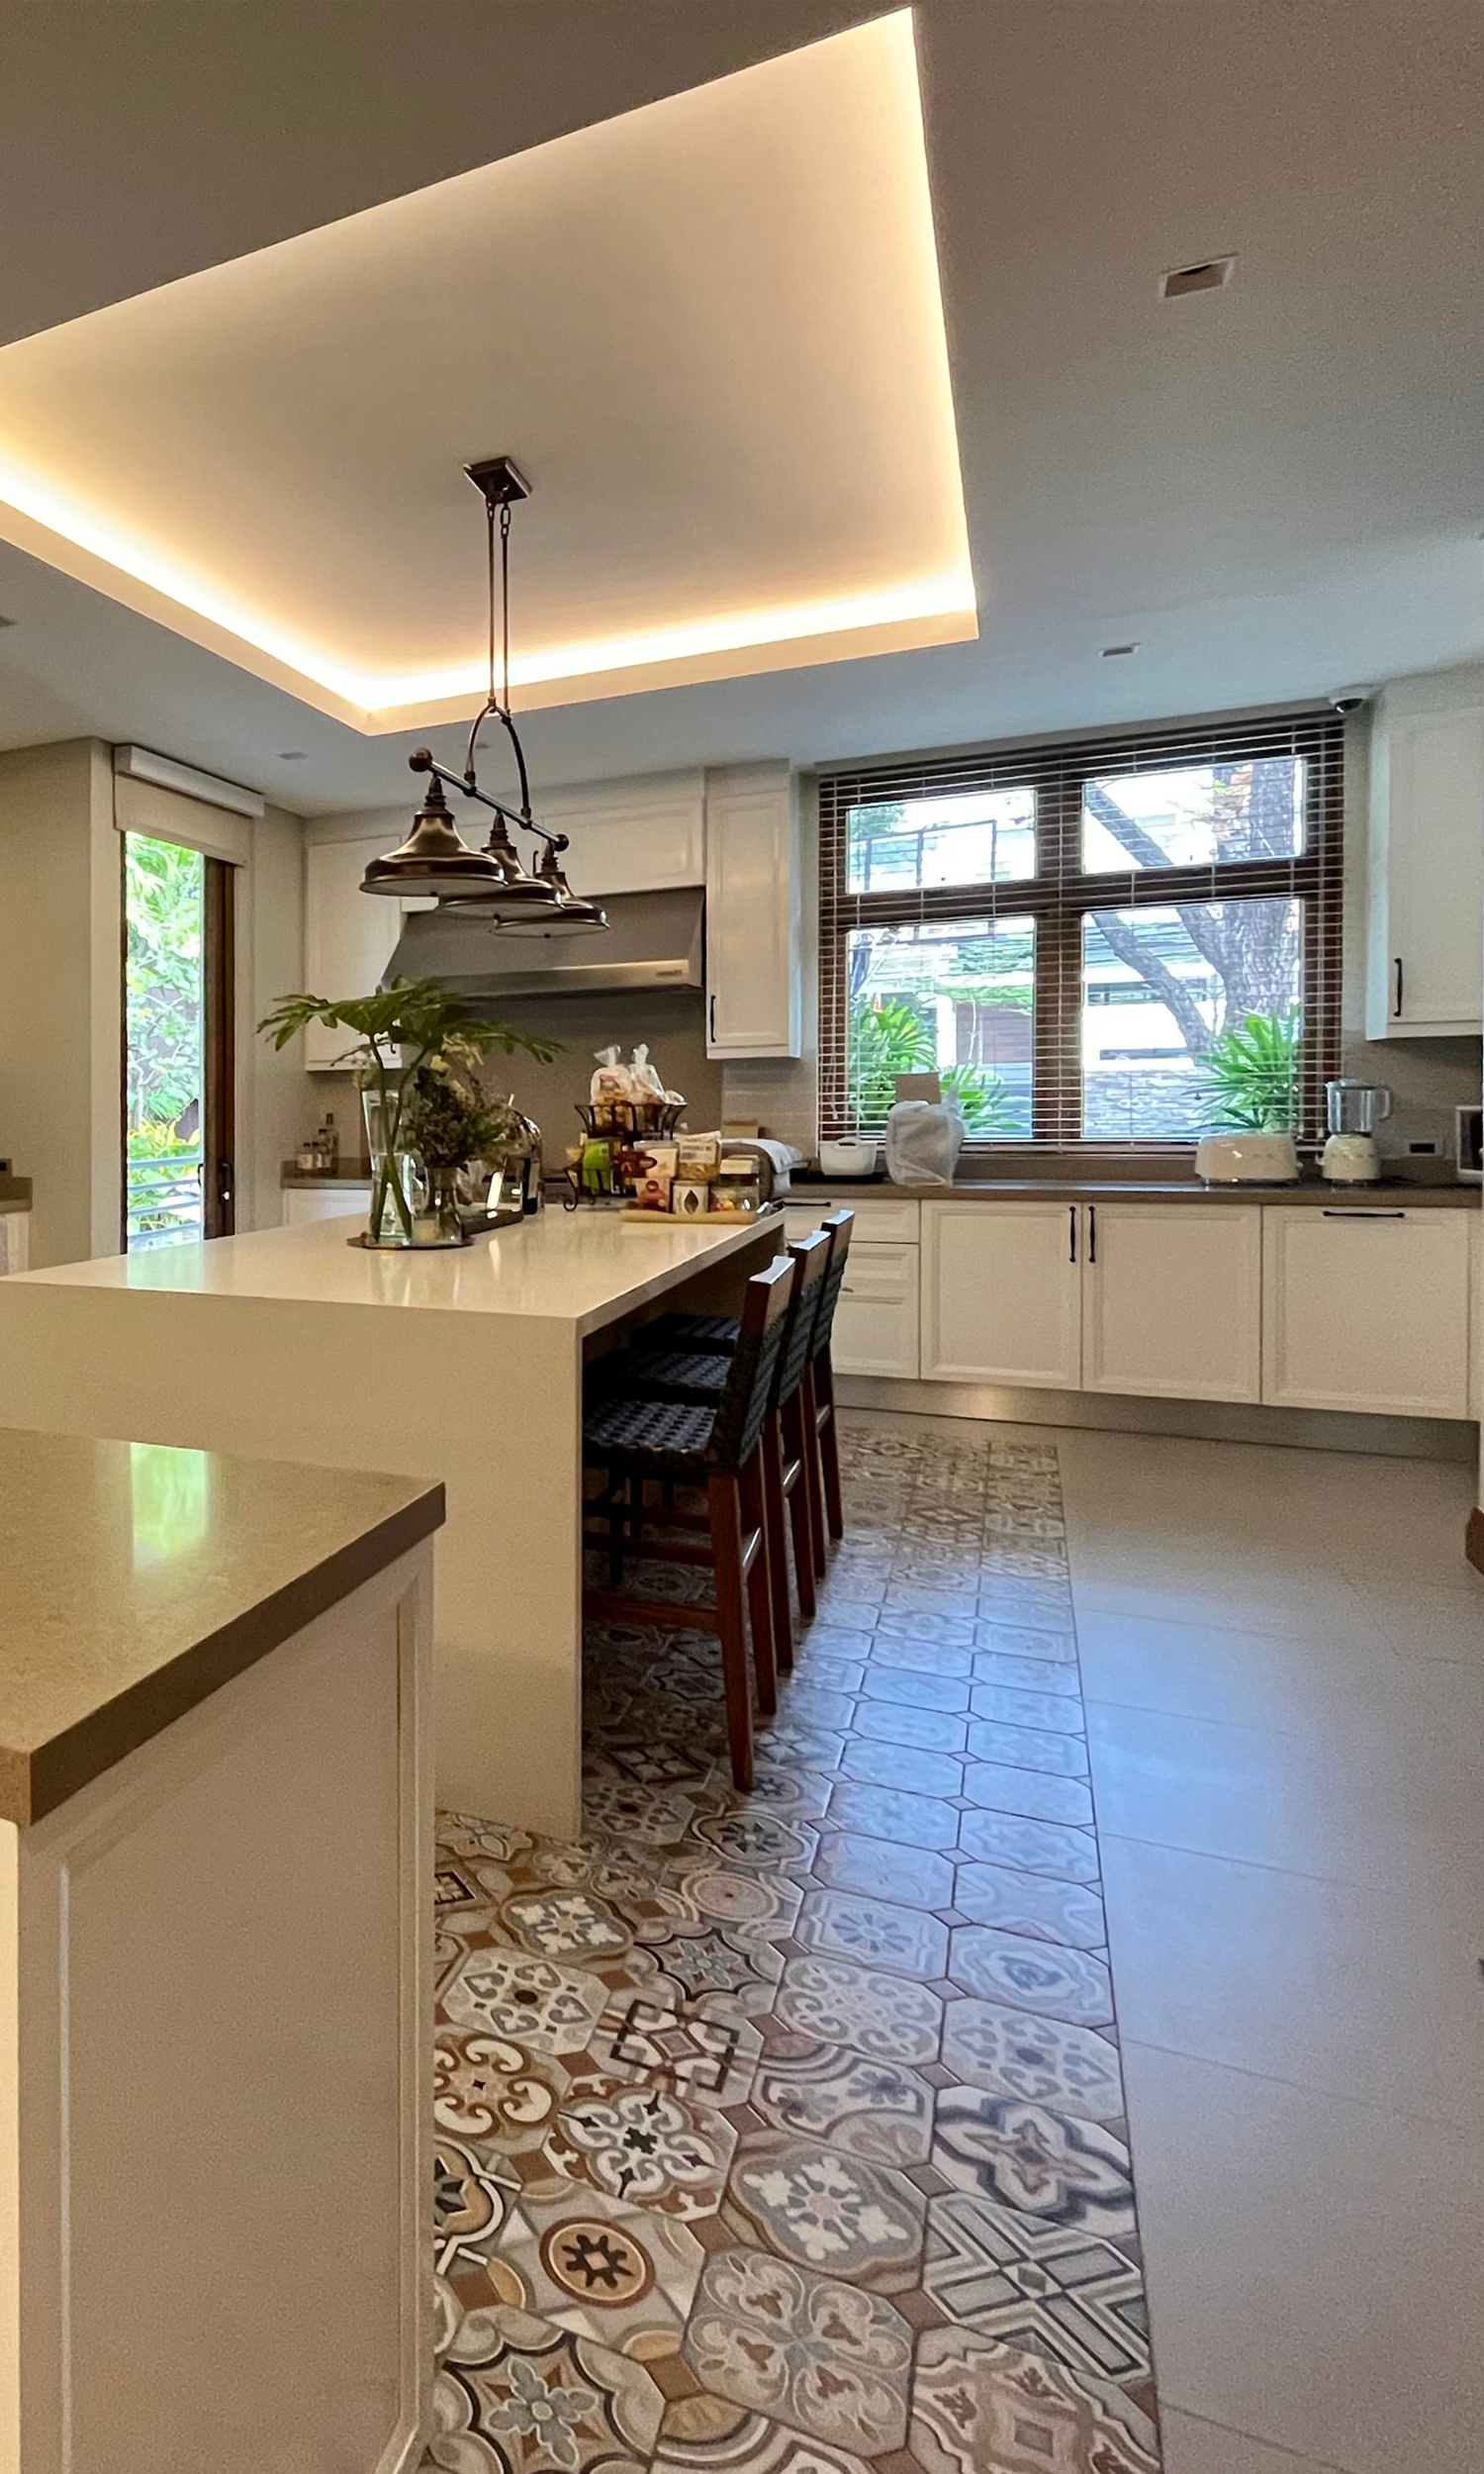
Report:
124,835,205,1245
1201,1009,1300,1132
848,995,1021,1134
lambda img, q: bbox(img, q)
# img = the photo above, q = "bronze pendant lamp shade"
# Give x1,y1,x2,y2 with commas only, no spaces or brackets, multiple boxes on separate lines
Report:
360,459,607,933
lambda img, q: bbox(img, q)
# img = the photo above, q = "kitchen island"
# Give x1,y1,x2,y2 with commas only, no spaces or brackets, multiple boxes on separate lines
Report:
0,1207,779,1837
0,1427,442,2473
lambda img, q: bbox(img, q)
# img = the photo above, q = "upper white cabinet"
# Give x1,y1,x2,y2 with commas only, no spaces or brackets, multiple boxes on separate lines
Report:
1261,1205,1470,1418
704,765,802,1058
921,1201,1082,1389
1365,676,1484,1037
1081,1202,1262,1402
303,833,412,1069
543,771,704,898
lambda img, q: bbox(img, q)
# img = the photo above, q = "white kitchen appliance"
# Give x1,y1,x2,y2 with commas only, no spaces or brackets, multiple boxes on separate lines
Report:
1194,1130,1299,1185
1322,1079,1391,1183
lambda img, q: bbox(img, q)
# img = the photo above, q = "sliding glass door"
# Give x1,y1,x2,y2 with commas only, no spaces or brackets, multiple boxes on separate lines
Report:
122,833,234,1250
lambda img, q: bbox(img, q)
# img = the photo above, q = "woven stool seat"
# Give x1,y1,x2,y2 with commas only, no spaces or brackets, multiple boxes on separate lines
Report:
582,1393,714,1474
633,1310,740,1357
623,1348,730,1401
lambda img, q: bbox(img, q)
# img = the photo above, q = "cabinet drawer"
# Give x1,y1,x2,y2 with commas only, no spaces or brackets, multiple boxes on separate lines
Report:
783,1193,920,1245
833,1246,919,1380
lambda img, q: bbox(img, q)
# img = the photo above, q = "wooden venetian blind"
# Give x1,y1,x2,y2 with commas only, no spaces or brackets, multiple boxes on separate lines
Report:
817,708,1344,1148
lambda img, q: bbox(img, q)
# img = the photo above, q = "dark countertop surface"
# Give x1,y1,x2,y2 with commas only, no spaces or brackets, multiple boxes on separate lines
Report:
786,1172,1480,1208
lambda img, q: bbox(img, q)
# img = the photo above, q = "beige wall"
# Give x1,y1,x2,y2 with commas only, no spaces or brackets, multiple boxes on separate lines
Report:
0,739,119,1268
239,804,317,1230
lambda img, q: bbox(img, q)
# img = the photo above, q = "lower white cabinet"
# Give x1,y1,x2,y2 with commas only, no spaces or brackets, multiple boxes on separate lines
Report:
1082,1202,1262,1402
832,1242,920,1379
921,1201,1082,1389
283,1186,372,1227
1261,1206,1470,1417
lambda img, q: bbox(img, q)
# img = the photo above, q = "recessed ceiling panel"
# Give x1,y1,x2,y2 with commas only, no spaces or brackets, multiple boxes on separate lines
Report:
0,9,974,730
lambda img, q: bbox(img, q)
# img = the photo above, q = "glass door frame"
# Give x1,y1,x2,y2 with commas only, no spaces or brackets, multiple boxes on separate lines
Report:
119,837,236,1252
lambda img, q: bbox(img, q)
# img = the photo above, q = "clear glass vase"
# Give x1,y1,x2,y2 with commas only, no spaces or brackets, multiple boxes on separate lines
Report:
361,1076,417,1248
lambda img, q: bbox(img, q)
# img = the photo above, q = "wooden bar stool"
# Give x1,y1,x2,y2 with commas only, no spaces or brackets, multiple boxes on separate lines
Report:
582,1254,795,1791
802,1208,855,1569
619,1230,831,1669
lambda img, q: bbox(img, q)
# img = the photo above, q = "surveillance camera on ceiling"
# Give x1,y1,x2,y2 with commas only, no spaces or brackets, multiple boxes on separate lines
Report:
1331,689,1372,714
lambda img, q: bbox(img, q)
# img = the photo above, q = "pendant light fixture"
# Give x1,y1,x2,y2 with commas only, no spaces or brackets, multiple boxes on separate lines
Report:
361,458,607,933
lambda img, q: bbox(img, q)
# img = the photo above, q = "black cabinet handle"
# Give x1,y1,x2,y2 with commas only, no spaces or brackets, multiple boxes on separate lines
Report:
1068,1205,1076,1264
1393,956,1404,1018
709,993,717,1042
1088,1203,1097,1264
1323,1208,1405,1219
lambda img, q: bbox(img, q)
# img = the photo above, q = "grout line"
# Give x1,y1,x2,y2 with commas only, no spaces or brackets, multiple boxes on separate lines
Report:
1118,2032,1484,2138
1090,1818,1473,1904
1159,2402,1356,2474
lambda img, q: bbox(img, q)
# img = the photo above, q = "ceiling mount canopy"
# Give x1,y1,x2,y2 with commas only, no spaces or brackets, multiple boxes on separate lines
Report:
361,461,607,931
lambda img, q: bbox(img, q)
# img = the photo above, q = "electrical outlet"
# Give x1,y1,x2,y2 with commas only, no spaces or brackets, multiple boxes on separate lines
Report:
1408,1140,1439,1155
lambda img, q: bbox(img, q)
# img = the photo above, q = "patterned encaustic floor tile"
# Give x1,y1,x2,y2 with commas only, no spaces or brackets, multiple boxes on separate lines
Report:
421,1414,1161,2472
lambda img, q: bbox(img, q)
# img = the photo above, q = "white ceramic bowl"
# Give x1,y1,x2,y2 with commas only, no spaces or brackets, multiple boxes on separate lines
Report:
818,1140,879,1179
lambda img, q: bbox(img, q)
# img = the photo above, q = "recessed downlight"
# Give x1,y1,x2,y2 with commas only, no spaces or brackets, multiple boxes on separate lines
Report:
1159,254,1236,300
1101,642,1139,658
277,749,307,760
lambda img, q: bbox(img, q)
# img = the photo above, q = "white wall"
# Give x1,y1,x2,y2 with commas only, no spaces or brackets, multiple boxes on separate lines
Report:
0,739,120,1268
0,740,315,1266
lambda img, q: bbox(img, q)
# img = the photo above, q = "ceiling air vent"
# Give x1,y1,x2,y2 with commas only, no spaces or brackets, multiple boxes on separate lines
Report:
1159,255,1236,300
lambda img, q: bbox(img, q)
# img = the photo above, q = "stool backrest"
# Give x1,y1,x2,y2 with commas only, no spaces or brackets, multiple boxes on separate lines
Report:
778,1229,832,1407
811,1208,856,1363
709,1254,797,1471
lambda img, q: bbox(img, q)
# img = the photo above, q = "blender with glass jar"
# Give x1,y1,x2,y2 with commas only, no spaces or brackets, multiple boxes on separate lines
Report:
1322,1079,1392,1184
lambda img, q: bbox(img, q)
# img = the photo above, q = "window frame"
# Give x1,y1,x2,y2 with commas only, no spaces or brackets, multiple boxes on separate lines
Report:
817,710,1344,1150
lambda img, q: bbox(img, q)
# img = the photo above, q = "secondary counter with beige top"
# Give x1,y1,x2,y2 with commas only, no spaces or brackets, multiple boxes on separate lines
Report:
0,1429,443,2474
0,1206,780,1839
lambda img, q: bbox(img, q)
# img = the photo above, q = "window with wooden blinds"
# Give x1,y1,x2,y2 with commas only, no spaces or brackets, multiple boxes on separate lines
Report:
817,709,1344,1149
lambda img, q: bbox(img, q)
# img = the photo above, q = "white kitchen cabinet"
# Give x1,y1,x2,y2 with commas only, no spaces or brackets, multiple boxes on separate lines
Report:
783,1193,920,1246
1261,1206,1470,1417
704,765,801,1058
1082,1202,1262,1402
544,771,704,897
283,1186,373,1227
921,1201,1082,1389
303,835,413,1069
1365,679,1484,1037
832,1241,920,1379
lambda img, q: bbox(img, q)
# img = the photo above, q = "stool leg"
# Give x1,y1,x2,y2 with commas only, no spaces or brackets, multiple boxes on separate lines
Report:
780,1390,817,1622
798,1364,828,1583
759,1412,794,1674
816,1353,845,1543
740,1446,779,1719
708,1472,754,1792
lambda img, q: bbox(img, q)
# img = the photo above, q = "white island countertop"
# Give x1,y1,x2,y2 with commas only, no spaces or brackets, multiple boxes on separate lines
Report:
0,1203,781,1835
16,1201,779,1337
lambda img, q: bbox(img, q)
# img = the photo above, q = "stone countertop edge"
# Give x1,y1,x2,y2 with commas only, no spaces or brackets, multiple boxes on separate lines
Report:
788,1175,1481,1207
2,1477,445,1830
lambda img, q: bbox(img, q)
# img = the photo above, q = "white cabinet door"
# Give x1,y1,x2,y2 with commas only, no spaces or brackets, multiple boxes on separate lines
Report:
832,1243,920,1379
1366,693,1484,1036
1081,1203,1262,1401
1261,1207,1470,1416
303,837,406,1069
704,766,801,1058
546,772,705,897
283,1187,373,1227
783,1194,920,1246
921,1202,1081,1388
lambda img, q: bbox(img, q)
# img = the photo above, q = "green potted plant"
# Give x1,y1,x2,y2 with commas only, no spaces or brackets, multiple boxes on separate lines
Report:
259,981,556,1246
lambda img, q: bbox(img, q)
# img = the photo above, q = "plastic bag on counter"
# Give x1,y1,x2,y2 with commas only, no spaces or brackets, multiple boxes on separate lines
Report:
629,1043,666,1101
884,1097,965,1188
591,1045,635,1106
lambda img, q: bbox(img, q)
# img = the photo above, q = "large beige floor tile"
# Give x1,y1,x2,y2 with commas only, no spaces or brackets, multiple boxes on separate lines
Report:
1070,1574,1393,1649
1074,1608,1422,1736
1100,1835,1484,2124
1123,2044,1484,2474
1369,1577,1484,1663
1160,2408,1349,2474
1085,1698,1484,1896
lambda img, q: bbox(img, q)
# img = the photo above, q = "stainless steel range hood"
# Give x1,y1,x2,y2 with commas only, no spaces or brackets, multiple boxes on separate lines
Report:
385,888,704,999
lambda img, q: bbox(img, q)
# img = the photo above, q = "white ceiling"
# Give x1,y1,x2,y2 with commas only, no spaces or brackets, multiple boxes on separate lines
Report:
0,0,1481,813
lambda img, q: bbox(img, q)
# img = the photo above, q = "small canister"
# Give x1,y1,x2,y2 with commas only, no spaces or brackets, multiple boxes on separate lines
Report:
672,1181,709,1220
